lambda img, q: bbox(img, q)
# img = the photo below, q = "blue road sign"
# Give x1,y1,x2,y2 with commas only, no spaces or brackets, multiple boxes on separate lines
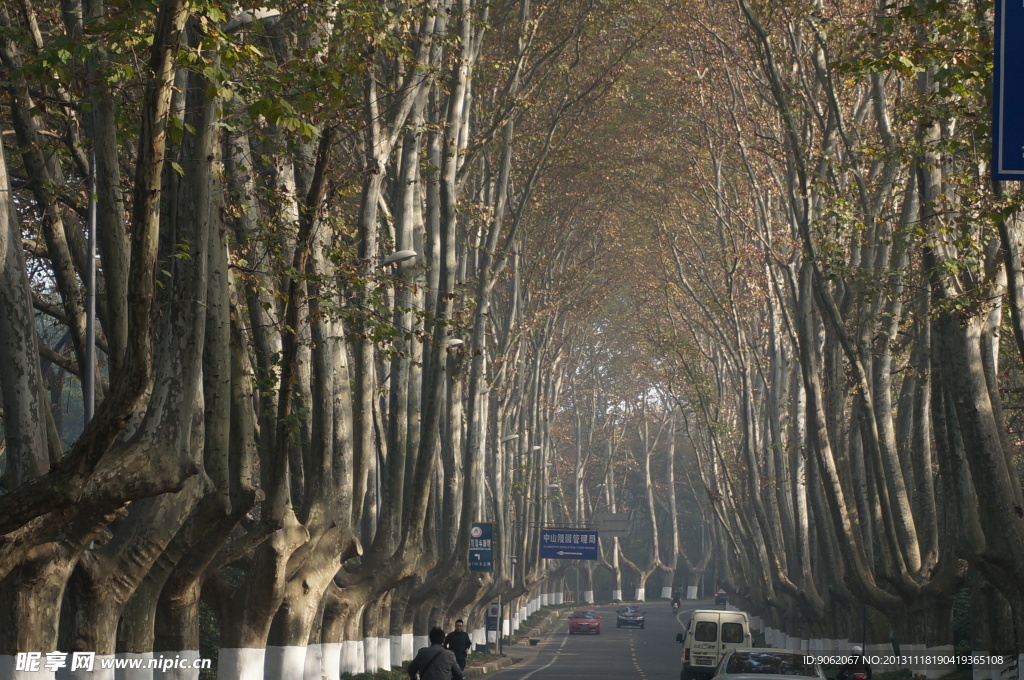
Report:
540,529,598,560
994,0,1024,179
469,523,493,571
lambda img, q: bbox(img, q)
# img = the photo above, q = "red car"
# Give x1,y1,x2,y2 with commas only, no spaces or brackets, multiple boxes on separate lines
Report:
568,609,602,635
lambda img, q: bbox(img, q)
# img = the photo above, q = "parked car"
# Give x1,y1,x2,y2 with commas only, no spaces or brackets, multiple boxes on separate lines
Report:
676,609,752,680
616,605,646,628
715,590,728,605
710,649,826,680
568,609,602,635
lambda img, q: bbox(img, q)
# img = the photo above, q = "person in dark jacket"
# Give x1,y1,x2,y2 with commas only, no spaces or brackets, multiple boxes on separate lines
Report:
408,627,464,680
444,619,472,670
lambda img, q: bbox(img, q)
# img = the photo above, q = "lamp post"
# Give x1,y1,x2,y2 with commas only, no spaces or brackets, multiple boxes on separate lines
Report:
505,557,516,651
701,519,706,599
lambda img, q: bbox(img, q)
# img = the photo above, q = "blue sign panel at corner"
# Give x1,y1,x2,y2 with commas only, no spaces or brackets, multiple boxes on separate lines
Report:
540,529,598,560
994,0,1024,179
469,523,493,571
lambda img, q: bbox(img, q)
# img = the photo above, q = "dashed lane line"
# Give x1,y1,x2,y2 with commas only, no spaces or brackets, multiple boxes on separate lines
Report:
518,632,570,680
629,630,649,680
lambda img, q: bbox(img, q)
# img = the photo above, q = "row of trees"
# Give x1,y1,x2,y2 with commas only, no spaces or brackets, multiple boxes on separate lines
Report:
7,0,1024,674
564,0,1024,659
0,0,681,678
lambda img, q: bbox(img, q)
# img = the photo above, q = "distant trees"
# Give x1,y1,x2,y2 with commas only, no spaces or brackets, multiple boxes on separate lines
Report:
596,0,1024,659
0,0,665,677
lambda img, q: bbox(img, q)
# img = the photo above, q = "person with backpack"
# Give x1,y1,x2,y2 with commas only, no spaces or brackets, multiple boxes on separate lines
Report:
408,627,465,680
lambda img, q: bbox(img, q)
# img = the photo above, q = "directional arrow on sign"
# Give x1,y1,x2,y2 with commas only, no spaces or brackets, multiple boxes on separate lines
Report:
556,550,583,556
473,553,481,560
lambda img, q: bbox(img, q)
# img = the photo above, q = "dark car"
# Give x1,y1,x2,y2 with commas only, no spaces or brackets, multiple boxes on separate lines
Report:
715,590,728,605
568,609,602,635
616,605,646,629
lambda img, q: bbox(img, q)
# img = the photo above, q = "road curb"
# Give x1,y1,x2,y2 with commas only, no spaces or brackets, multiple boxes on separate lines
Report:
464,654,521,677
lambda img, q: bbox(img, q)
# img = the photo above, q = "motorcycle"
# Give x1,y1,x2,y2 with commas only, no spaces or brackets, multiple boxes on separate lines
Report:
838,668,869,680
672,601,679,614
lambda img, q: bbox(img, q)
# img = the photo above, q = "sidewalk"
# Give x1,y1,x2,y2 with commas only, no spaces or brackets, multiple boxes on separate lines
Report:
464,608,567,678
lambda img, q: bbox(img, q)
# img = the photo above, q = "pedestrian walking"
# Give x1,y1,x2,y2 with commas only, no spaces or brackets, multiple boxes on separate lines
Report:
408,627,464,680
444,619,473,670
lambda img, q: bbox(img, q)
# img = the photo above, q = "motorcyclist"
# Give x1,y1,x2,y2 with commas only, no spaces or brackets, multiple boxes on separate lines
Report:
836,646,872,680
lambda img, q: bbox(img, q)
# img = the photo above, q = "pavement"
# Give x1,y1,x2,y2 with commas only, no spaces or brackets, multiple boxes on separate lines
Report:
464,607,568,678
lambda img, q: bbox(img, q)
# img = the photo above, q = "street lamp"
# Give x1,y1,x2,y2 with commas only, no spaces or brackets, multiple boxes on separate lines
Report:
504,555,518,654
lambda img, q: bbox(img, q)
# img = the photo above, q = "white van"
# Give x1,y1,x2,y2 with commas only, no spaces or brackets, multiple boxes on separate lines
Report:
675,609,752,680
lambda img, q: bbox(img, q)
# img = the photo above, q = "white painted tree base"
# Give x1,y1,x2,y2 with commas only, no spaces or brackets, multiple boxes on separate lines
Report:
611,589,622,601
412,636,428,654
686,586,697,599
115,652,152,680
321,644,341,680
362,638,377,672
635,588,645,601
389,636,402,668
472,628,485,651
401,633,413,662
2,655,56,680
866,644,891,672
583,591,594,604
217,648,264,680
925,646,951,680
264,645,306,680
64,654,115,680
340,641,362,675
161,651,201,680
376,637,391,670
303,644,322,680
661,587,673,599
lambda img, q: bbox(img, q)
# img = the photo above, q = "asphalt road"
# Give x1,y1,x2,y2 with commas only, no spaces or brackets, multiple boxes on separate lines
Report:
491,599,724,680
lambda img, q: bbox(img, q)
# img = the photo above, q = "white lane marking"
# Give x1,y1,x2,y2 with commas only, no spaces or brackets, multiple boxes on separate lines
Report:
518,633,570,680
629,628,648,680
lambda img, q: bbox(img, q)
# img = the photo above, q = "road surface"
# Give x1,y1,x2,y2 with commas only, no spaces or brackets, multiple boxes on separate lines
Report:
490,600,721,680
